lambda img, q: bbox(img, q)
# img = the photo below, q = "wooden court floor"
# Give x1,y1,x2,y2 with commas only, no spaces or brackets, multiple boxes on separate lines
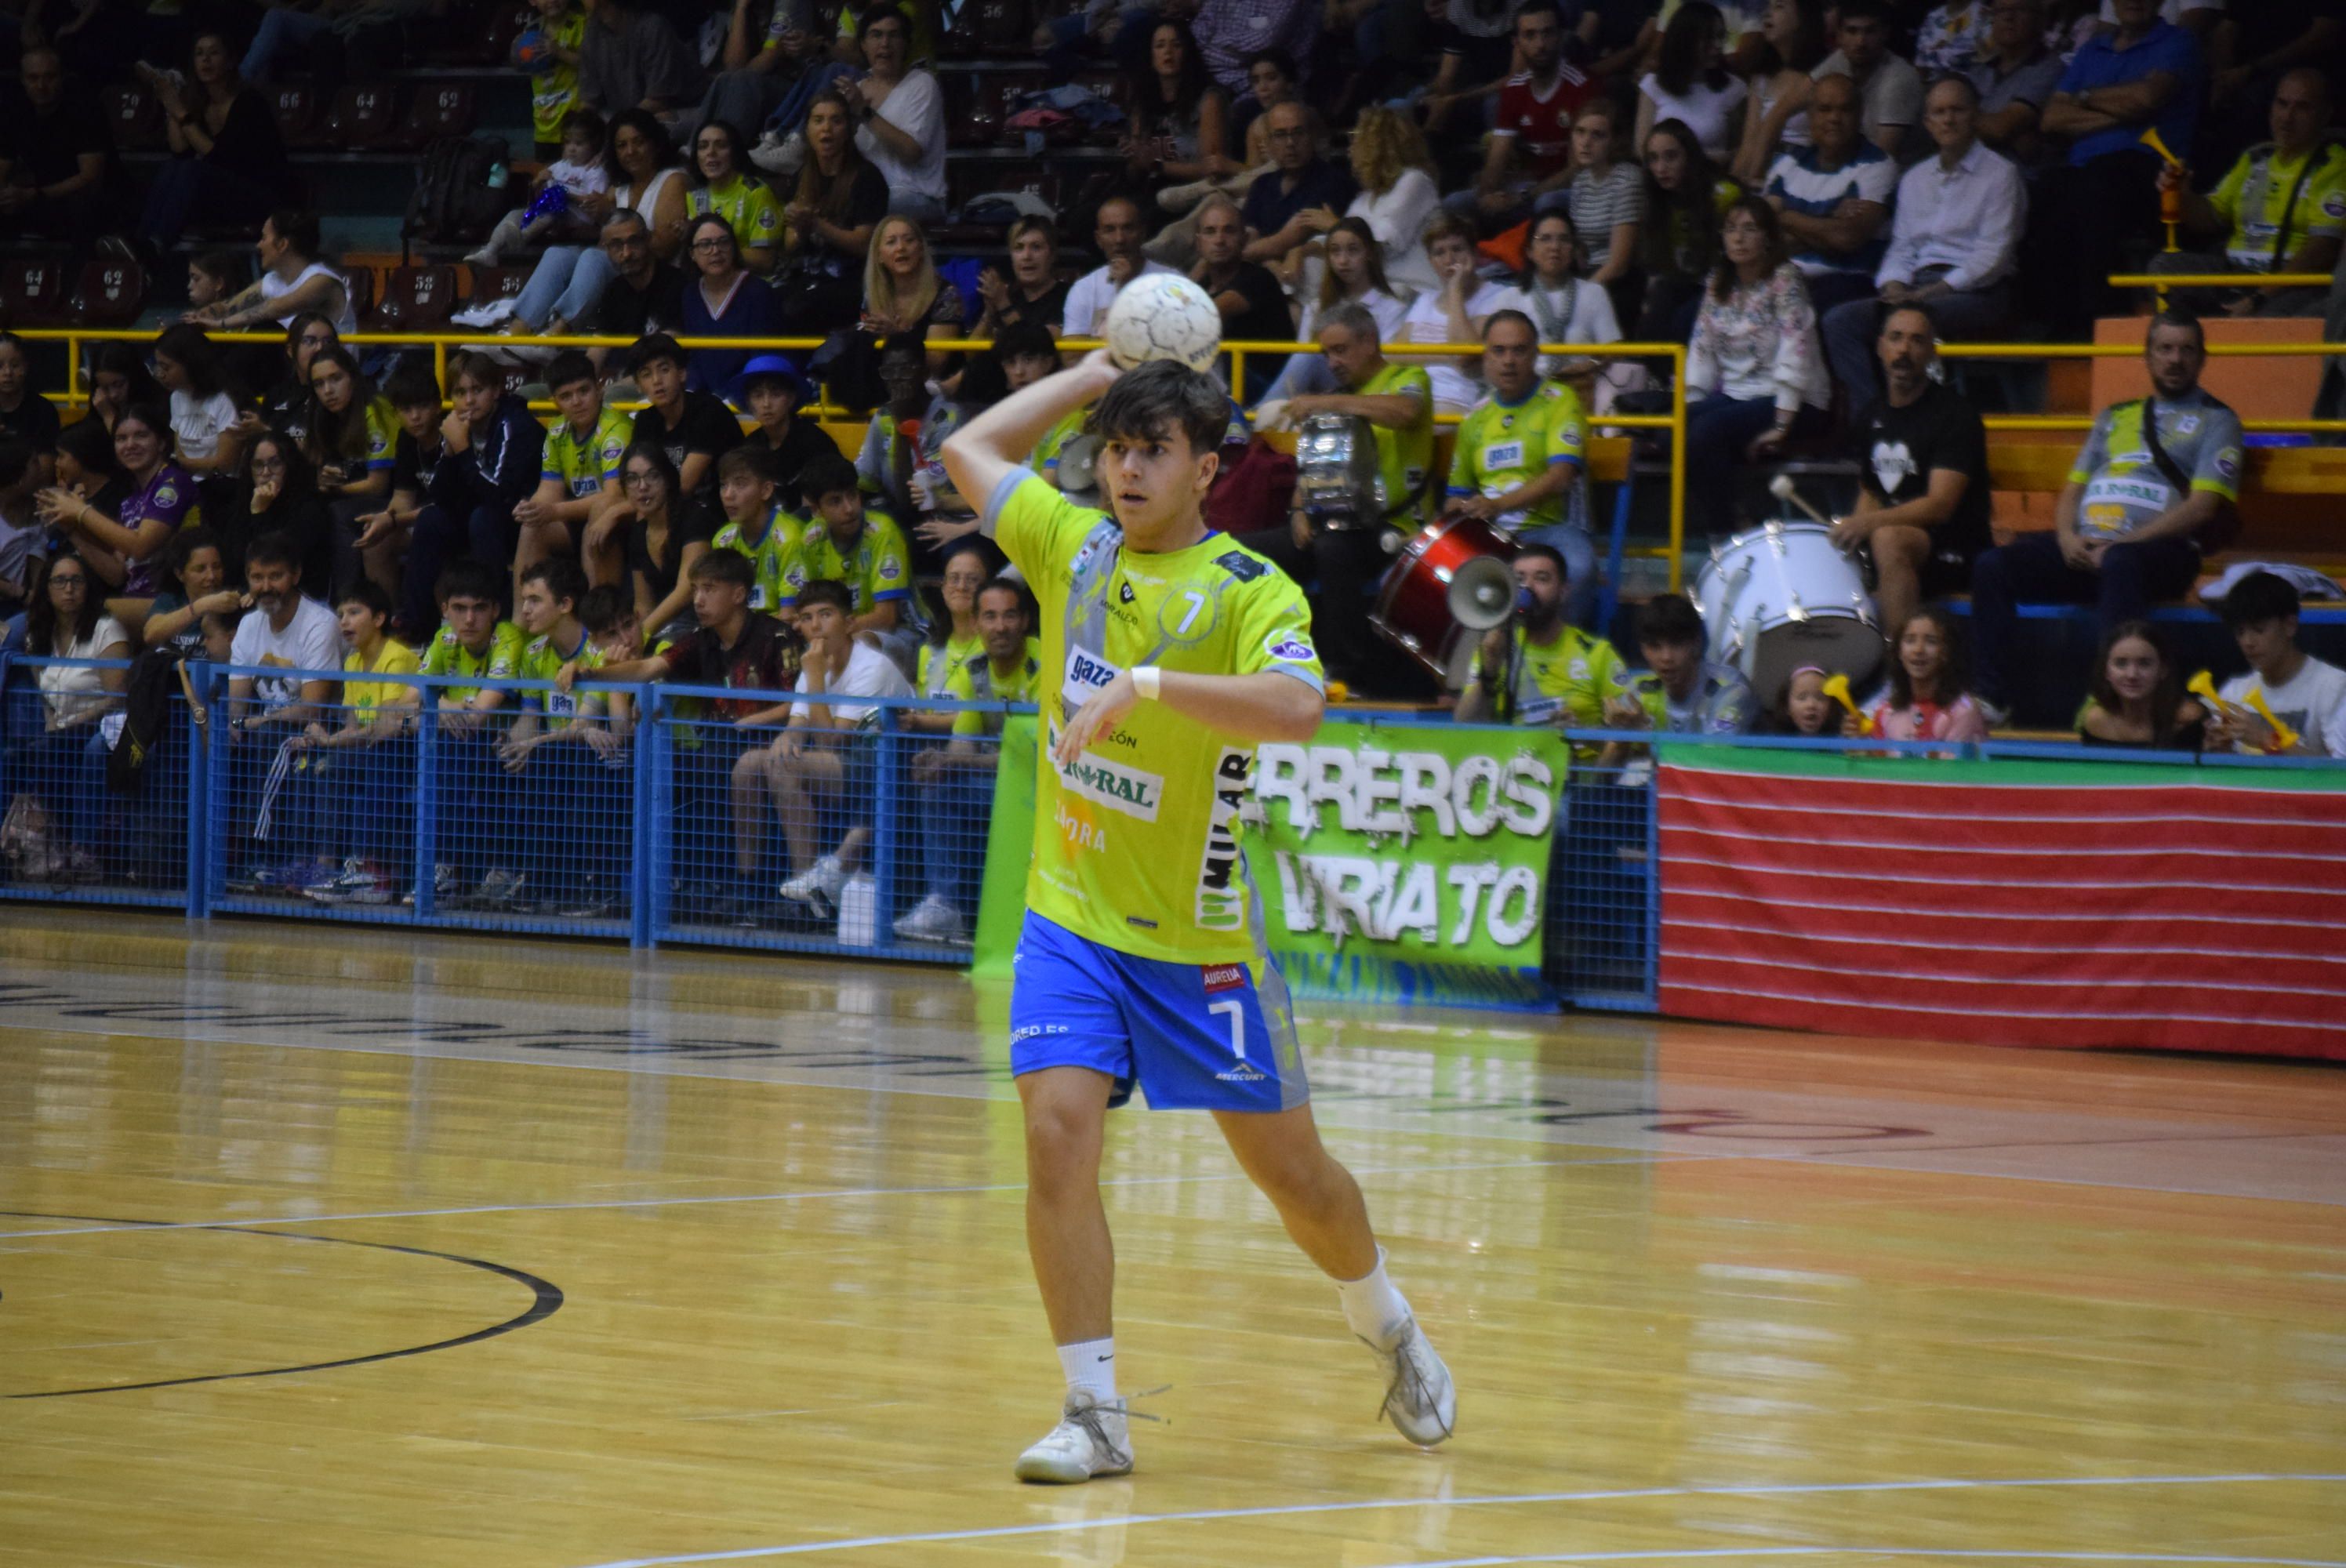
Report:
2,911,2343,1568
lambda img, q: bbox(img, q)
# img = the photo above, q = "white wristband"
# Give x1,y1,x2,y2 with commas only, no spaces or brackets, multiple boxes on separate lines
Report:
1132,665,1161,701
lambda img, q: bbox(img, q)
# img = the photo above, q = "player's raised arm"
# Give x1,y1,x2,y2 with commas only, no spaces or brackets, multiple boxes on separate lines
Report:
1055,667,1324,762
942,350,1121,529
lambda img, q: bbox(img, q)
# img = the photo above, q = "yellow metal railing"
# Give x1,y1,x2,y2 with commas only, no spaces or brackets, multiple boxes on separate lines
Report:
2110,269,2331,310
16,328,1697,589
1938,339,2346,434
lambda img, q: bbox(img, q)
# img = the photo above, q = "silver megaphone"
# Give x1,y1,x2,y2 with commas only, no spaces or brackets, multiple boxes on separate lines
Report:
1447,554,1517,631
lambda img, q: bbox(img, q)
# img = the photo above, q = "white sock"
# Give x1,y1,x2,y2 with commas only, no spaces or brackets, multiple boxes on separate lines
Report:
1056,1337,1117,1406
1337,1246,1413,1349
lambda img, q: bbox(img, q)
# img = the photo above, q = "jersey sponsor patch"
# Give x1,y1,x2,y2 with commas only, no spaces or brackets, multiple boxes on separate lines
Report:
1214,551,1266,582
1062,647,1120,710
1202,962,1247,993
2215,449,2242,482
1056,744,1164,822
1481,440,1526,471
2326,191,2346,220
1265,631,1316,662
1193,747,1251,932
878,557,901,581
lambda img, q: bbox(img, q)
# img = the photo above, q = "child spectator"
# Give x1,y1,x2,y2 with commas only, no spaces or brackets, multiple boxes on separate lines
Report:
2208,571,2346,758
767,577,911,913
209,430,332,602
294,580,421,905
1775,664,1839,736
2078,619,2206,750
187,251,252,321
498,557,627,916
1861,607,1990,743
397,352,544,636
709,446,798,614
1393,215,1509,415
350,358,448,627
524,0,590,163
603,441,713,644
297,347,398,596
514,351,630,585
142,527,240,662
1603,593,1759,750
684,118,782,275
796,451,916,673
149,325,248,481
1567,101,1646,324
622,333,742,518
467,108,612,267
418,560,525,905
729,356,834,514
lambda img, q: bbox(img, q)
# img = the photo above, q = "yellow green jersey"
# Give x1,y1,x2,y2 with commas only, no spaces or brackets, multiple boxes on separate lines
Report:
358,397,399,477
1035,408,1090,484
541,406,631,499
342,638,420,720
943,637,1044,735
514,626,605,729
528,8,586,146
1465,622,1629,760
1447,379,1587,532
2068,390,2245,543
1359,361,1433,519
419,620,527,706
2207,140,2346,271
686,173,783,255
987,467,1324,964
918,630,986,696
793,510,912,616
711,507,802,613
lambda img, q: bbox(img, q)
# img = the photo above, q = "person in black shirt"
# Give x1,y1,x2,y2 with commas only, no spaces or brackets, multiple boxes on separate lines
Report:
579,212,689,354
1191,194,1298,405
0,47,112,241
729,353,837,515
397,350,546,629
973,216,1070,342
624,334,742,514
0,332,62,456
1238,103,1357,284
208,430,334,598
140,525,241,662
135,33,296,250
611,441,717,643
252,313,340,449
1832,303,1992,647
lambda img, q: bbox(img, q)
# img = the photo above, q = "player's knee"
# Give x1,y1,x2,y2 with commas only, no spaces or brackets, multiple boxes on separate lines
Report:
1022,1092,1105,1180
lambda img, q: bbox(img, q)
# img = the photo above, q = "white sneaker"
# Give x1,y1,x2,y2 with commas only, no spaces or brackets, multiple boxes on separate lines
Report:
779,851,845,906
463,245,499,267
1014,1391,1134,1484
750,129,805,177
1364,1316,1456,1446
892,893,968,945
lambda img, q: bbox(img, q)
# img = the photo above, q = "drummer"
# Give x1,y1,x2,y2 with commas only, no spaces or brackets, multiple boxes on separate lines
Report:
1455,543,1631,761
1447,311,1597,627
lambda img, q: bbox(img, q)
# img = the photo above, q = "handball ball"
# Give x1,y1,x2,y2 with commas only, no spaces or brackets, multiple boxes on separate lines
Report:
511,27,556,73
1102,274,1222,372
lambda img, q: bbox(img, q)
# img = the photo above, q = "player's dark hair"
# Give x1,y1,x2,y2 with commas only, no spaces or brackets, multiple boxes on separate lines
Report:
801,451,861,503
436,557,503,606
794,576,853,613
2219,569,2300,631
690,546,756,588
1637,592,1705,648
546,350,601,395
521,557,590,612
337,579,394,620
245,531,303,573
1088,359,1228,459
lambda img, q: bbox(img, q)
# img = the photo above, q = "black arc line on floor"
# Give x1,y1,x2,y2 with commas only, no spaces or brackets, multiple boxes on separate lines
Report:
0,1207,563,1399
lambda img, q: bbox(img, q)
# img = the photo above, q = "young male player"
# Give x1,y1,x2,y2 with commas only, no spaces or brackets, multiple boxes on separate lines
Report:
941,353,1456,1485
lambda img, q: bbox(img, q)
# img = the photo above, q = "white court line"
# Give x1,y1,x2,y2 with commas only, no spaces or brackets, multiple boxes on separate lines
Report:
572,1472,2346,1567
0,1152,1705,1241
1394,1553,2346,1568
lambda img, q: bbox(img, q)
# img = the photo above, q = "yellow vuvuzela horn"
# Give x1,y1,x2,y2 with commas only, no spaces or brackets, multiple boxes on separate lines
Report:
2140,126,2183,166
2186,669,2224,705
1821,673,1873,735
2245,689,2301,751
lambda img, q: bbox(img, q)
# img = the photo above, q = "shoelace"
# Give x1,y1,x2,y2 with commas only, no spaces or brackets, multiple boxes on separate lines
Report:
1367,1325,1448,1433
1063,1384,1170,1455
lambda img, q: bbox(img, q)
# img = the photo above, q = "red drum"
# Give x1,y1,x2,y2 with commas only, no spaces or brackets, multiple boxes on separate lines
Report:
1371,512,1520,688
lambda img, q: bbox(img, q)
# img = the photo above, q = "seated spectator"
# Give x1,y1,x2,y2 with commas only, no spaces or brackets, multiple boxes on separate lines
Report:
1636,2,1749,165
510,112,690,335
44,419,129,576
395,352,543,633
729,356,833,513
1231,47,1313,174
187,209,358,338
524,0,588,163
212,430,332,608
2206,571,2346,758
975,217,1070,341
1813,0,1923,161
1417,0,1526,141
252,313,338,444
856,330,935,520
2077,618,2206,750
141,527,238,662
1970,313,2241,723
1458,2,1601,230
1683,197,1831,529
831,0,942,70
2036,0,2204,333
1603,592,1758,749
710,445,800,616
846,5,946,222
1773,664,1839,736
1859,606,1989,742
1968,0,2065,168
1448,310,1598,621
38,403,195,614
289,579,421,906
0,439,48,610
2151,70,2342,318
624,333,742,518
416,559,525,904
83,343,165,440
895,573,1039,945
136,34,293,252
1298,217,1413,349
679,213,784,394
16,553,129,880
468,108,612,267
796,451,917,672
1835,304,1992,647
1393,215,1509,416
1635,118,1741,343
0,46,111,242
499,557,628,917
1122,18,1235,211
1763,72,1896,320
1244,303,1431,690
1567,101,1647,321
1912,0,1988,78
1490,209,1627,396
607,441,713,642
297,347,397,595
907,541,990,716
223,532,344,891
241,0,433,83
351,359,455,624
2203,3,2340,154
151,325,247,482
685,118,781,275
1236,103,1355,289
1190,195,1296,401
776,93,887,334
862,216,964,358
579,0,705,122
1733,0,1828,185
1344,106,1443,296
1457,545,1629,751
767,576,913,913
0,331,63,453
517,350,630,584
1063,198,1182,337
697,0,854,152
1193,0,1316,99
1823,77,2023,410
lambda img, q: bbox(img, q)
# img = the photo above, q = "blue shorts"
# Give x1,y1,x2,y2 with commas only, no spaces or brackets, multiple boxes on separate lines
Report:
1009,911,1309,1112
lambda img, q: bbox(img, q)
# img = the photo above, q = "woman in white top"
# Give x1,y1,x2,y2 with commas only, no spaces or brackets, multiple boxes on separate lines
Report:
150,324,247,478
1393,214,1509,416
1636,1,1749,162
1683,196,1830,528
846,6,947,222
1344,106,1444,296
1489,211,1625,398
188,209,355,336
511,109,690,335
20,553,130,877
1732,0,1827,183
1261,216,1414,404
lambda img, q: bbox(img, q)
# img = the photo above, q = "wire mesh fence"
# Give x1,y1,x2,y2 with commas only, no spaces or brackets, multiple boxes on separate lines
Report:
1546,744,1658,1011
2,656,193,908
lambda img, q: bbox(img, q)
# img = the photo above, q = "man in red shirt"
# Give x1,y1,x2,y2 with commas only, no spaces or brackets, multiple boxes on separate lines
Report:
1462,1,1600,230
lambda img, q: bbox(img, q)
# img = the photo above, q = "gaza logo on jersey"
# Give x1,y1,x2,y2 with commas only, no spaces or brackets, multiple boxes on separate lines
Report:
1062,647,1120,710
1264,631,1316,663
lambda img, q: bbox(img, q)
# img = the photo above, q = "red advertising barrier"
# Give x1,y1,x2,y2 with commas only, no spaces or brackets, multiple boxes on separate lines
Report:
1655,751,2346,1060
